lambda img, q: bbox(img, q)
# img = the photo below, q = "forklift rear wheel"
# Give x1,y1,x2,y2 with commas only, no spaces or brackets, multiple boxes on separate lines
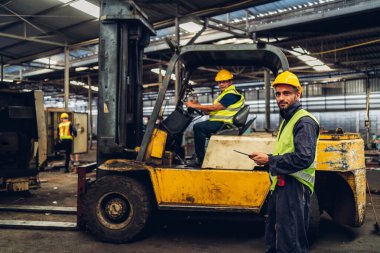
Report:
83,175,152,243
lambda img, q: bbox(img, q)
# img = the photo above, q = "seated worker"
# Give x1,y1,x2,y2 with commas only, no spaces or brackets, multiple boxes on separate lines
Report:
57,112,77,173
185,69,245,166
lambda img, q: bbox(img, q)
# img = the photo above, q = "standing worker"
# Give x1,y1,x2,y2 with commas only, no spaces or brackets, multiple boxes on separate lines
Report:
185,69,245,166
249,71,319,253
57,113,77,173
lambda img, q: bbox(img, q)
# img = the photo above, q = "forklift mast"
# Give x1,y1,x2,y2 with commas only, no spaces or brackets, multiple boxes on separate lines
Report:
97,0,155,164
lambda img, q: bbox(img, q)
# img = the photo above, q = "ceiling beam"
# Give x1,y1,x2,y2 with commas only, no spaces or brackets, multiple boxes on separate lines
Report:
153,0,274,29
0,32,66,46
178,0,197,11
250,0,380,33
276,27,380,46
1,5,48,35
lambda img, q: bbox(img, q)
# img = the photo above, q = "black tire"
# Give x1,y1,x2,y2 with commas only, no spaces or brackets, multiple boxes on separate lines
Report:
83,175,152,243
308,193,320,244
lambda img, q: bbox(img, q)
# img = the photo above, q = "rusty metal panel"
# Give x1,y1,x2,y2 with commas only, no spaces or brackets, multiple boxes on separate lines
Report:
317,135,365,171
338,169,366,226
152,168,270,211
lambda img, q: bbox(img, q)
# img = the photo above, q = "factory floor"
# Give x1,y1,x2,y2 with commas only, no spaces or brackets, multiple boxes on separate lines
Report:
0,148,380,253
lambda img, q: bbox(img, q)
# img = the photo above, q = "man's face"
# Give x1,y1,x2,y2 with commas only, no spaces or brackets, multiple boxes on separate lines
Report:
218,80,232,91
274,84,300,111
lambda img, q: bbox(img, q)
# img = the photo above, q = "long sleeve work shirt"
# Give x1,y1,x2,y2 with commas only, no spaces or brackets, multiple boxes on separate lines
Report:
269,102,319,176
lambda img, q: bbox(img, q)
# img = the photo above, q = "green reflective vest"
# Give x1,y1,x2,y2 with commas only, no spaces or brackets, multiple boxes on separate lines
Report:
209,85,244,124
270,109,319,193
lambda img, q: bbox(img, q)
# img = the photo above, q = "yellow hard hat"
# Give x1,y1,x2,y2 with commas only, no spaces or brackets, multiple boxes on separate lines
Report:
272,71,302,94
215,69,233,82
60,112,69,119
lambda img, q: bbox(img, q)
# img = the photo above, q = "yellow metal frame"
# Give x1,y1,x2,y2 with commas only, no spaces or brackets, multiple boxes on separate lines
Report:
150,168,270,211
317,137,365,171
337,169,366,226
99,131,366,224
99,159,270,212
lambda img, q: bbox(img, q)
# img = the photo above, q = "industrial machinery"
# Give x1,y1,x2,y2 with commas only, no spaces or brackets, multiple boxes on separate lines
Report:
82,0,366,243
0,90,47,192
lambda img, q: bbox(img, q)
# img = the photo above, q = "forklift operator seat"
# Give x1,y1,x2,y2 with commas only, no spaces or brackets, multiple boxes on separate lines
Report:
215,105,254,136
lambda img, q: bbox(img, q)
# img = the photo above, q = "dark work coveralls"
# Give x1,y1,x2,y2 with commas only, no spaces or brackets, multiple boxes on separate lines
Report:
266,102,319,253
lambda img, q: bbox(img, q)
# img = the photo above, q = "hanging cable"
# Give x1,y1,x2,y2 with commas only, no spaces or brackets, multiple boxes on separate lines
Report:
311,38,380,56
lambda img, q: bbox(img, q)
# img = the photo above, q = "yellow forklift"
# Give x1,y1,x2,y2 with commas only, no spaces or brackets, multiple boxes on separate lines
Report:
81,0,366,243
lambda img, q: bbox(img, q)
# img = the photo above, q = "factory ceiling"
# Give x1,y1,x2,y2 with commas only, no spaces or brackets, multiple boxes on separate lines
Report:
0,0,379,95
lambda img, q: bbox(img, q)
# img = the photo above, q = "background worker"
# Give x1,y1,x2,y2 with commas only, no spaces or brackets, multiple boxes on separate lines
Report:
185,69,245,166
57,112,77,173
249,71,319,253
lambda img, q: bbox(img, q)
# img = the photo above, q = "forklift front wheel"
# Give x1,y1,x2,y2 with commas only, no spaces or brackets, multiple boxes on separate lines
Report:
83,175,152,243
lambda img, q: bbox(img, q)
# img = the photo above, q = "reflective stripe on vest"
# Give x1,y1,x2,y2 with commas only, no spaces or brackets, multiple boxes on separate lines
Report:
59,121,73,140
270,109,319,193
209,85,245,124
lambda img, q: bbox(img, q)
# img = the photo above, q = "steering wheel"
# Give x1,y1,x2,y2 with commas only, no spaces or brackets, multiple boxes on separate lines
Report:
180,99,204,116
187,107,204,116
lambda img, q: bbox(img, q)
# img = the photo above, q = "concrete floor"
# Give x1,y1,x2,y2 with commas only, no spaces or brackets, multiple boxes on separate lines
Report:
0,155,380,252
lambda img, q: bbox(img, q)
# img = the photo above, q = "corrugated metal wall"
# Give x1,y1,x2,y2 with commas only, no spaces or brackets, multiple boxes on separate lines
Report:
142,76,380,139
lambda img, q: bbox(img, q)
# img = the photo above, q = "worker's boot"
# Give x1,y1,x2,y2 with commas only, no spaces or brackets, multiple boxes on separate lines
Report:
185,155,202,168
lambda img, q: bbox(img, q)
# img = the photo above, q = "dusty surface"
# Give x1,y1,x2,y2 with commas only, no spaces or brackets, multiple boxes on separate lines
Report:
0,151,380,253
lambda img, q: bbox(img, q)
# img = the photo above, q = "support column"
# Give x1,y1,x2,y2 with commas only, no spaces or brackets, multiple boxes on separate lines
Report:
64,47,70,111
174,16,180,102
159,62,163,83
1,55,3,82
365,74,371,149
264,70,271,131
88,75,93,150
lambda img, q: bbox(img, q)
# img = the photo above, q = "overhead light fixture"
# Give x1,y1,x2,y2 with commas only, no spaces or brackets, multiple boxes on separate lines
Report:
298,55,317,62
179,22,203,33
214,38,253,45
70,80,98,91
75,66,89,72
57,0,99,19
151,68,195,84
151,68,176,81
313,65,332,71
34,57,57,65
1,79,14,82
290,46,332,72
